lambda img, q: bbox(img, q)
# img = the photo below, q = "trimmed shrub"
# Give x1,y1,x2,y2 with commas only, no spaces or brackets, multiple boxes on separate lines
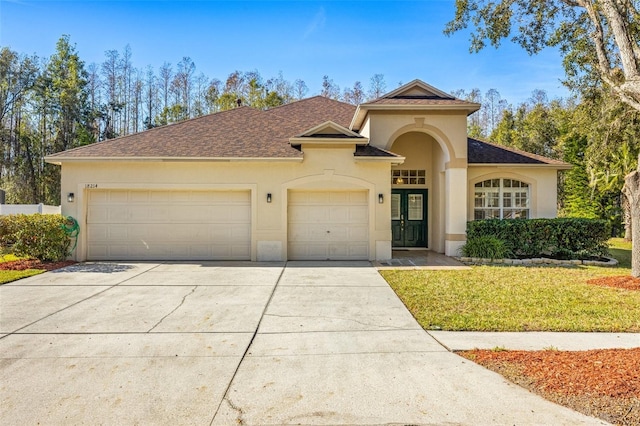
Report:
460,235,512,259
0,214,72,261
466,218,610,259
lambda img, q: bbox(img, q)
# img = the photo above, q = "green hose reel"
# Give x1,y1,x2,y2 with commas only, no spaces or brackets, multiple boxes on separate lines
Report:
62,216,80,252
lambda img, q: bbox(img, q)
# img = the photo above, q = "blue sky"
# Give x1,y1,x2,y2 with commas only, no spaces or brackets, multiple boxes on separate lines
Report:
0,0,570,105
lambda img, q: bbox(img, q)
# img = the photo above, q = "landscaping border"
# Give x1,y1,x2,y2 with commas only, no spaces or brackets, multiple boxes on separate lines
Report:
456,256,618,267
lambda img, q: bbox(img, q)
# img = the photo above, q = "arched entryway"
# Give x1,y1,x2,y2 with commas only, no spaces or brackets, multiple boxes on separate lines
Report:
389,131,449,253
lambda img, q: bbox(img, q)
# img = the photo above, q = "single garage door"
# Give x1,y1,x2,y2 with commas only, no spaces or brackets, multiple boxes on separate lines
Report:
87,189,251,260
288,190,369,260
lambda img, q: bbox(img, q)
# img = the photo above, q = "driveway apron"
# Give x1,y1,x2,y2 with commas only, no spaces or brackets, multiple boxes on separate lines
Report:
1,261,605,425
0,261,282,426
213,261,604,425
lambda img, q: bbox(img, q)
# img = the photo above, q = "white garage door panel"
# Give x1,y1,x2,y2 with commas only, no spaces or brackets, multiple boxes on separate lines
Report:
288,190,369,260
87,190,250,261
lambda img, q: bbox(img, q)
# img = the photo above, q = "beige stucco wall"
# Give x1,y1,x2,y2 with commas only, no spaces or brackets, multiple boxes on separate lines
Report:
467,166,560,220
58,104,563,262
362,110,471,255
362,111,469,165
59,144,393,262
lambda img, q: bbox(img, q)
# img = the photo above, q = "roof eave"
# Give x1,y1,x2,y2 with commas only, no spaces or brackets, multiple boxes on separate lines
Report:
289,137,369,146
468,162,572,170
354,155,405,165
350,103,481,131
44,156,304,164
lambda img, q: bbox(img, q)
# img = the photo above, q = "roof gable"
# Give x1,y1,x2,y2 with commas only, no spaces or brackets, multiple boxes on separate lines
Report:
350,79,481,130
380,79,455,100
290,121,368,147
297,121,364,138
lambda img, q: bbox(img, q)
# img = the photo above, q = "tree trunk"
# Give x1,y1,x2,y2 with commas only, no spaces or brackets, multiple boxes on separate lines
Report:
622,193,632,241
623,166,640,277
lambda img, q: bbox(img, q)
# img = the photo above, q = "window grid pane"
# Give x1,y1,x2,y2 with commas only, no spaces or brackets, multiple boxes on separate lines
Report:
391,169,427,185
391,194,401,220
408,194,423,220
473,179,530,220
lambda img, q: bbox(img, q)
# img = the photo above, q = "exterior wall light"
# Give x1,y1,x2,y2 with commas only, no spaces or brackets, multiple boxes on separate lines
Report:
267,193,272,203
67,193,75,203
378,193,384,204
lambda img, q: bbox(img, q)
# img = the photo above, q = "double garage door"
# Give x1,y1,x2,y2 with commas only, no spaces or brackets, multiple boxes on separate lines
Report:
86,189,369,261
87,190,251,260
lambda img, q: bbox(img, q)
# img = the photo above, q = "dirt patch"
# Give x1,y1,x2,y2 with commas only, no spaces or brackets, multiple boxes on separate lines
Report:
460,348,640,425
587,276,640,291
0,259,76,271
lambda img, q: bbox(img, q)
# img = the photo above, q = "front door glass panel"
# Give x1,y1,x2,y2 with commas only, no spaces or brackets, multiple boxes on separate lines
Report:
391,190,427,247
391,194,401,220
408,194,423,220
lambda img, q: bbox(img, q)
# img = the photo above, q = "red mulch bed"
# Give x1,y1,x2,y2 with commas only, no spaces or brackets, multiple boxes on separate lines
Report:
460,348,640,425
0,259,76,271
587,276,640,291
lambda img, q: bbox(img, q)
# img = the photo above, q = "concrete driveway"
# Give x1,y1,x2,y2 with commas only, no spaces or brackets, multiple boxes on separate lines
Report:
1,261,605,425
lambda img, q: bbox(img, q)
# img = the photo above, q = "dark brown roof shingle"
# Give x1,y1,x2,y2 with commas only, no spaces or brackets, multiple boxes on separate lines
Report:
47,96,357,159
354,145,400,158
468,137,568,166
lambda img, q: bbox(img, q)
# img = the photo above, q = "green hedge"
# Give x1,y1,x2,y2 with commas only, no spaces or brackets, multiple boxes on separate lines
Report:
465,218,610,259
0,214,72,261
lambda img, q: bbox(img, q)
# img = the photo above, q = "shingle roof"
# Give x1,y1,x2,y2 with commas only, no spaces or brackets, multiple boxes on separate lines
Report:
44,94,567,169
354,145,400,158
47,96,357,160
363,97,475,107
468,137,569,166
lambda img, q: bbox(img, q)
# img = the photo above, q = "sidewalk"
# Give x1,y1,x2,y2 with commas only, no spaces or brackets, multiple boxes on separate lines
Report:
429,331,640,351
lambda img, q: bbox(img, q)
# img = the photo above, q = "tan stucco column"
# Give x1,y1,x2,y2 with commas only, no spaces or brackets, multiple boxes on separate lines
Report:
444,167,467,256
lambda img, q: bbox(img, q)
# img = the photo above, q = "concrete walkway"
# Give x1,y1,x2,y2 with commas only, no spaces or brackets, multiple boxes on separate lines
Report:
0,261,611,425
375,249,471,270
431,331,640,351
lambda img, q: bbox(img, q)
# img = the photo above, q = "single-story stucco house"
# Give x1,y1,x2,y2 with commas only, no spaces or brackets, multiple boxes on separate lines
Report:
46,80,570,262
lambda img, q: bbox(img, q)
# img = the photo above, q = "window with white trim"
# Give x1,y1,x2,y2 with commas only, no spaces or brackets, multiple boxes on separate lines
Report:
391,169,426,185
474,179,530,220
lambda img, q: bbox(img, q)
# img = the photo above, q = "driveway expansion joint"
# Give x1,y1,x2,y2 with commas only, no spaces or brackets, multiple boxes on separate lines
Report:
211,262,287,424
1,264,163,339
425,330,454,352
262,313,410,330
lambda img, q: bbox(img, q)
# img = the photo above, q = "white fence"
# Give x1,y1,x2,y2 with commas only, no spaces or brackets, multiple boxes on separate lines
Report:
0,204,61,215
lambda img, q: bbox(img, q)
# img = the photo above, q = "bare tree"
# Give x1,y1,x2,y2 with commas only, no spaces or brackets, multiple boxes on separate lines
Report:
120,45,133,135
144,65,157,129
294,79,308,100
101,49,120,138
367,74,386,100
320,75,340,99
343,81,365,105
158,62,172,116
483,88,506,135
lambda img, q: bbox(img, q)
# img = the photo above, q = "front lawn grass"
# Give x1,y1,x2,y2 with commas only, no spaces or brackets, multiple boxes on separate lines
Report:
0,254,44,284
381,241,640,332
608,237,632,268
0,269,43,284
